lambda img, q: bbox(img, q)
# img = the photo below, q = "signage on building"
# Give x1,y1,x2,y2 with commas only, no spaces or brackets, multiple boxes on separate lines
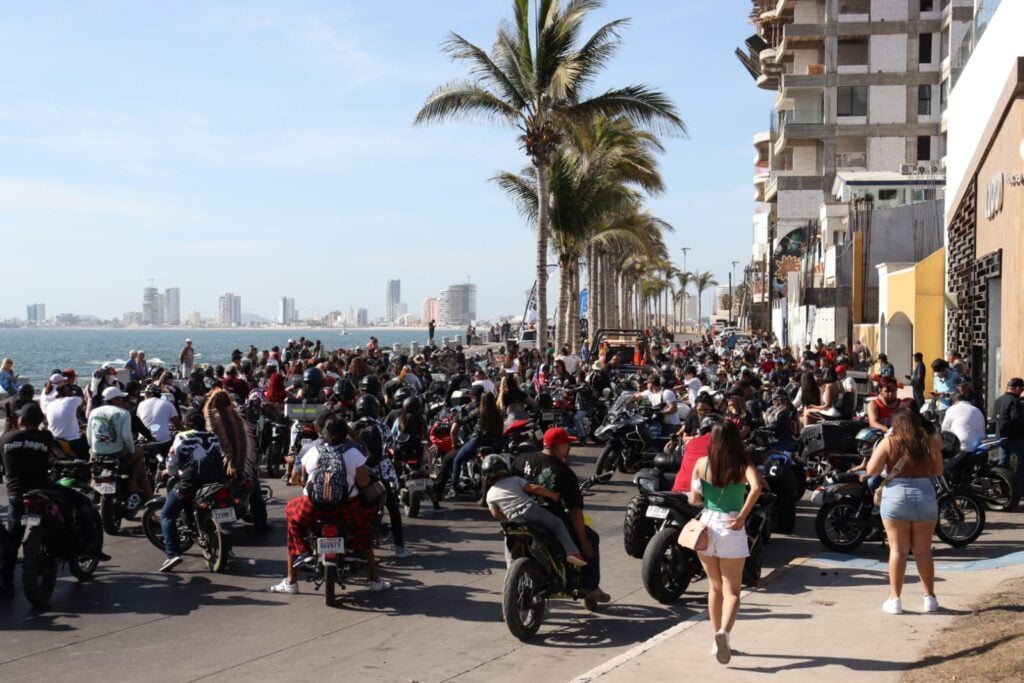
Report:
986,173,1004,219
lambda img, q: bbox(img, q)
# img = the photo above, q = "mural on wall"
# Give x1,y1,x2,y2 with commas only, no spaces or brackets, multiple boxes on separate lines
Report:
773,227,807,298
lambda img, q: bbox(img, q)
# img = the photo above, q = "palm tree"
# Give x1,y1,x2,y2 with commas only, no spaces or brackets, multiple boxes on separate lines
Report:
694,270,718,330
415,0,685,351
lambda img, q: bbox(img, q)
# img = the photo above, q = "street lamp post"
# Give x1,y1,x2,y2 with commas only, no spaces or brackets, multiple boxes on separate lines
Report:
730,260,739,324
679,247,690,332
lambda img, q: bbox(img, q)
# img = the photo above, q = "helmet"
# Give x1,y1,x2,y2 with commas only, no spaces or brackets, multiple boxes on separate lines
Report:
302,367,325,389
698,415,720,435
393,386,413,406
355,394,380,418
660,363,674,377
360,374,381,396
854,427,884,455
480,454,510,476
332,379,356,402
402,396,423,414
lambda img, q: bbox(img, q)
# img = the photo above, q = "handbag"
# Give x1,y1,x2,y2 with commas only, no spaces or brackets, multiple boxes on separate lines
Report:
872,454,908,506
677,467,727,552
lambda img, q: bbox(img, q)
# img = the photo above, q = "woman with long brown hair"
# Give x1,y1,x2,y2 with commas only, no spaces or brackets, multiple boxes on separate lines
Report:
865,406,943,614
689,420,762,665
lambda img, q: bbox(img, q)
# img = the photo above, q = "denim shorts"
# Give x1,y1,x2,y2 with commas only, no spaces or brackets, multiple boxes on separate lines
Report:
880,478,938,522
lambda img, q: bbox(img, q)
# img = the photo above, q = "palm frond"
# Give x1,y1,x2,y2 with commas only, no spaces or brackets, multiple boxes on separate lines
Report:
414,80,521,125
442,33,528,110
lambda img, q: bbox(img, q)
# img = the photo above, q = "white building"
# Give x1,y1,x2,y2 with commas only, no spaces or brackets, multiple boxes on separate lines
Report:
385,279,401,322
219,293,242,326
356,308,369,326
421,297,440,324
163,287,180,325
142,287,159,325
277,297,297,324
25,303,46,324
440,283,477,326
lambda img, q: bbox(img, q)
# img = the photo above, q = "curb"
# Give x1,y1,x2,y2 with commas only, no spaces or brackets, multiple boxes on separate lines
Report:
567,557,809,683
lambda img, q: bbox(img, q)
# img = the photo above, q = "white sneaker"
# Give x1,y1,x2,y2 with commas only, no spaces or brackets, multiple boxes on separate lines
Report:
882,597,902,614
922,595,939,613
369,578,393,593
270,579,298,594
714,630,731,665
394,546,414,559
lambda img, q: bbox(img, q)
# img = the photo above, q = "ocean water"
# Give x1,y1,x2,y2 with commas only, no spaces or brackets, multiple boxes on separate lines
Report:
0,327,464,383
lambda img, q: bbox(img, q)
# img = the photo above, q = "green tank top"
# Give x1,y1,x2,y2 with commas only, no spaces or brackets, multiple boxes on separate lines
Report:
700,461,746,513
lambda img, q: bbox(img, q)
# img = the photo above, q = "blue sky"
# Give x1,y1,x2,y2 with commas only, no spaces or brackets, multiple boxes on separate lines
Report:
0,1,770,321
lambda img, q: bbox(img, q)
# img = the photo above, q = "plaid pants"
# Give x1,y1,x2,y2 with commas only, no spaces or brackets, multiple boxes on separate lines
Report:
285,494,374,556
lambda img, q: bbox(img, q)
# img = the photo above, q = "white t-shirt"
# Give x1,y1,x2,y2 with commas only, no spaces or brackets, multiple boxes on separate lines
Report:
557,355,580,374
485,475,535,519
300,442,366,498
137,396,179,444
684,377,702,406
942,402,986,452
641,388,682,426
46,396,83,440
472,378,496,394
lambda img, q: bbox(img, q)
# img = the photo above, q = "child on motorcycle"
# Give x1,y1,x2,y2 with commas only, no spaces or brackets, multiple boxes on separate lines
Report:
481,454,587,568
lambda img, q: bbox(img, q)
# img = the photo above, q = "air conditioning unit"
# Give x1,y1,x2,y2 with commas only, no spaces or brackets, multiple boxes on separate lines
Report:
930,163,944,174
918,166,928,174
899,163,916,175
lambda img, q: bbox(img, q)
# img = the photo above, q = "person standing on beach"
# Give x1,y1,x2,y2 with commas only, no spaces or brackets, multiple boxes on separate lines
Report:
179,339,195,379
865,407,943,615
428,319,436,345
689,421,763,665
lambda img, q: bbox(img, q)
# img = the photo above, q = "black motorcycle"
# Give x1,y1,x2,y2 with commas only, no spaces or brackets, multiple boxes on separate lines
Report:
391,433,430,518
499,474,608,641
259,406,290,478
299,519,360,607
943,437,1019,512
19,463,104,607
92,455,144,535
141,482,235,572
623,453,680,558
639,490,703,604
593,393,663,478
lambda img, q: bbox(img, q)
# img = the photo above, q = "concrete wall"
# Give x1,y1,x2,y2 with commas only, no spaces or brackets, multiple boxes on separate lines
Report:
795,0,824,24
871,34,908,73
868,136,907,171
870,0,908,22
793,145,820,174
870,85,907,123
946,1,1024,219
777,189,824,220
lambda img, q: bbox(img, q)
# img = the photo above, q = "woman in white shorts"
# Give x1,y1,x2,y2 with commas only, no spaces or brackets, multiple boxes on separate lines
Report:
689,420,763,665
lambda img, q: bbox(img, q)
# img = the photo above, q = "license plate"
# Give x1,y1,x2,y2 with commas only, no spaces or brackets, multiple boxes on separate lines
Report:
213,507,237,524
407,478,428,492
317,537,345,554
100,469,114,478
22,515,41,528
645,505,670,519
96,482,117,495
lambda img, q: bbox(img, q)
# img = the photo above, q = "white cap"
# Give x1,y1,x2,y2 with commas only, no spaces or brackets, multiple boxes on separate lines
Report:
49,373,67,384
185,338,192,343
102,386,127,401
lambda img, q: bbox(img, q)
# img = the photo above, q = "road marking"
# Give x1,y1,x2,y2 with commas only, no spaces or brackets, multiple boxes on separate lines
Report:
567,557,808,683
805,550,1024,573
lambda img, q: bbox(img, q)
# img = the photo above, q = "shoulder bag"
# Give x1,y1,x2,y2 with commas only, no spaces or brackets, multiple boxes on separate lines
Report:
872,453,908,506
677,466,727,552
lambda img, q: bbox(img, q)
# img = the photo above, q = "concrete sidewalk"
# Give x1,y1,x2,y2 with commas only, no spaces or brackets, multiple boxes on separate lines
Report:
570,556,1024,682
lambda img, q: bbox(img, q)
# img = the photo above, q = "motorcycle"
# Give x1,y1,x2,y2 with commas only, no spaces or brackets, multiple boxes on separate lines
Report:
19,462,104,607
592,393,663,479
92,455,144,535
258,405,290,478
623,453,681,558
391,433,430,518
943,436,1019,512
141,481,236,572
499,475,607,641
639,489,703,604
300,519,360,607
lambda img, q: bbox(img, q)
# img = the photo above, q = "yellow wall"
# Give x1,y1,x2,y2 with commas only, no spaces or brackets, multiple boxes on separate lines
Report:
853,323,880,358
882,247,946,390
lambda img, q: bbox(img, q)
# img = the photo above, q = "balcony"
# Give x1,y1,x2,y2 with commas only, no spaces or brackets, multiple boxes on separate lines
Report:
836,152,867,170
775,108,825,156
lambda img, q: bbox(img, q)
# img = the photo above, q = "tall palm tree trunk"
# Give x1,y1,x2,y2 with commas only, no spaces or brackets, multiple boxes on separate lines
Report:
535,160,550,352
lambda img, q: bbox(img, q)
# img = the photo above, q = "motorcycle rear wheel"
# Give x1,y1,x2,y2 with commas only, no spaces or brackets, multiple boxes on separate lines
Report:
641,526,694,604
502,558,546,641
936,493,985,548
982,466,1019,512
742,547,763,587
324,565,338,606
21,528,58,607
199,517,227,572
815,500,868,553
100,496,122,536
403,490,422,519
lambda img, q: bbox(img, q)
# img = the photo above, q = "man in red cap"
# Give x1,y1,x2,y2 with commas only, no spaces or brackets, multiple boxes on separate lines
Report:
513,427,610,603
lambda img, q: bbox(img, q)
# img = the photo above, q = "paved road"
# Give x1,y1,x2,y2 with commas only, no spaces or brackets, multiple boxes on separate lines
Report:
1,446,1020,682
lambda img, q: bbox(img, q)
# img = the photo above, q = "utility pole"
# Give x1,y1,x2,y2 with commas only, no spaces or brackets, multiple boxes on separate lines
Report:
730,260,739,324
767,219,776,343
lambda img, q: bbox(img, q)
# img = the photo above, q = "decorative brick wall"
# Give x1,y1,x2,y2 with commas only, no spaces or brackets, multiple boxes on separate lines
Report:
946,177,976,356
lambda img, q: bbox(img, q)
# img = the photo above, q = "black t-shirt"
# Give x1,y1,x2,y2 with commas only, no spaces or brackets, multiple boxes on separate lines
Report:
512,452,583,524
503,388,528,406
1,428,53,498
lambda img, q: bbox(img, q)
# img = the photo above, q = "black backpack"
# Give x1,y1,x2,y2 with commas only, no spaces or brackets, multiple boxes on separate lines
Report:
309,442,349,507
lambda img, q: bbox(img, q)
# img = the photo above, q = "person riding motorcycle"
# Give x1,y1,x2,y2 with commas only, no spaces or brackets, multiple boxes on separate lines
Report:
87,386,154,502
512,427,610,603
158,409,227,573
1,403,108,595
435,390,503,501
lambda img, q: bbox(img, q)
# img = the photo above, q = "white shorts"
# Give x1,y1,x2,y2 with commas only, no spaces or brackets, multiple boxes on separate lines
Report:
698,509,749,559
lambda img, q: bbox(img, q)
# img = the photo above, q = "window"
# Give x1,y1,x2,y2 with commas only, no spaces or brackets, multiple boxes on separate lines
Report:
919,33,933,63
920,0,934,11
918,84,932,115
879,189,899,201
917,136,931,161
837,86,868,116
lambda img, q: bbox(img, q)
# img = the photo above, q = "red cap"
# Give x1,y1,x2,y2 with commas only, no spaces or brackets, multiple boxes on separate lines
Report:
835,364,846,374
543,427,578,448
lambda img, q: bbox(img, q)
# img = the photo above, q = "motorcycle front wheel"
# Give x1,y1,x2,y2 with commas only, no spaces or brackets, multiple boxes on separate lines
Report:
981,466,1019,512
622,494,655,559
502,558,546,641
21,527,59,607
324,564,338,606
594,446,621,479
815,499,868,553
936,493,985,548
641,526,694,604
